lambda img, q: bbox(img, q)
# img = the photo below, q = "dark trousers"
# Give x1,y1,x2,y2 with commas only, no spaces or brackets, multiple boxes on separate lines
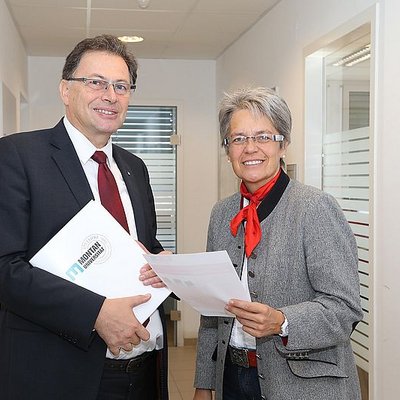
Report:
223,351,261,400
97,351,158,400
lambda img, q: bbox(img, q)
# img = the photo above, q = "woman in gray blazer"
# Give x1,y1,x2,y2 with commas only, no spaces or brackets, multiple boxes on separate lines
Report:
193,87,363,400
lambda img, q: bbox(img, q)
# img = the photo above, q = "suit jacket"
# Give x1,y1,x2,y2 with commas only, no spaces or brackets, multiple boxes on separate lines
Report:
194,171,363,400
0,120,168,400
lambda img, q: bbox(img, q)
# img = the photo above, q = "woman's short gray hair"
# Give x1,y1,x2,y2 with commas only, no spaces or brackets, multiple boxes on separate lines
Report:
219,87,292,151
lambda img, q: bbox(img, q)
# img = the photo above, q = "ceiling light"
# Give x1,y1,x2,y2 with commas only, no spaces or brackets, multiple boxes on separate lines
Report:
333,44,371,67
345,53,371,67
137,0,150,9
118,36,144,43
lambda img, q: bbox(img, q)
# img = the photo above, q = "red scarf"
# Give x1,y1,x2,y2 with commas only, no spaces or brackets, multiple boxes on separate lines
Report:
230,170,281,257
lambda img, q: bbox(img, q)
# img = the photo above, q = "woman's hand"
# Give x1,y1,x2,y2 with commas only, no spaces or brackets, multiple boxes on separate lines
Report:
225,299,285,338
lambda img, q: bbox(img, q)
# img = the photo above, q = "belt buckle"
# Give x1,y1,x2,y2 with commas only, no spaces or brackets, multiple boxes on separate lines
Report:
230,347,250,368
125,357,140,372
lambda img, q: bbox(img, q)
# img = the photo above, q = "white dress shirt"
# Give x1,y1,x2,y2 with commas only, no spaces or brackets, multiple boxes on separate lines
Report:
228,197,288,349
63,117,163,359
229,198,257,350
229,256,257,350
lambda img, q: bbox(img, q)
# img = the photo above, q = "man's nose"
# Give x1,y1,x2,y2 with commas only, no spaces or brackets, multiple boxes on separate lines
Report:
102,84,117,102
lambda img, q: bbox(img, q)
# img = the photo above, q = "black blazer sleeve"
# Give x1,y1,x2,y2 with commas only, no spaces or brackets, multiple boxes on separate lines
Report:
0,124,105,350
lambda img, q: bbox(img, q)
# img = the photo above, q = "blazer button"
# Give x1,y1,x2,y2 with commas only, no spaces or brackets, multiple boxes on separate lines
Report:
250,253,257,259
248,270,255,278
250,291,258,299
233,263,238,268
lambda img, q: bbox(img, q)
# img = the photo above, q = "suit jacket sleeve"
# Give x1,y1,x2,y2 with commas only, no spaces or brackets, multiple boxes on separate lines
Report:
0,131,105,351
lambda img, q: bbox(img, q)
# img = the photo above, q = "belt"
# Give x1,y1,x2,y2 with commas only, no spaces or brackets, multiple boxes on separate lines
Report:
228,346,257,368
104,350,156,373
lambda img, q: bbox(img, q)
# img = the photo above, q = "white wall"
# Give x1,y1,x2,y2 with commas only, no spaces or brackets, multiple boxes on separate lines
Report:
0,0,28,135
216,0,377,197
28,56,217,341
27,57,65,131
373,1,400,398
216,0,400,398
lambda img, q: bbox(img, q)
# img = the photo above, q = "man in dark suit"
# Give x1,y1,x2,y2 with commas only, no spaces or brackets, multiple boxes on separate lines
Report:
0,35,169,399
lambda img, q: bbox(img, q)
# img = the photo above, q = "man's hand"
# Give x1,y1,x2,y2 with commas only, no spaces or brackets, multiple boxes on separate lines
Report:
225,299,285,338
139,263,167,288
139,248,172,288
94,295,151,355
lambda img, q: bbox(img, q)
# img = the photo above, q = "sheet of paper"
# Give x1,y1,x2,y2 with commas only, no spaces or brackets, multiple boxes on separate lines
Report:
144,251,250,317
30,200,171,323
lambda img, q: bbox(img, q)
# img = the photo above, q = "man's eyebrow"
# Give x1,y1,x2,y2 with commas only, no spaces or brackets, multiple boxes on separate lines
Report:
86,74,130,83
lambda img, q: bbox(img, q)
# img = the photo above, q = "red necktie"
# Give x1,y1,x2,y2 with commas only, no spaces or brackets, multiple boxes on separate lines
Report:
91,151,130,233
230,170,281,257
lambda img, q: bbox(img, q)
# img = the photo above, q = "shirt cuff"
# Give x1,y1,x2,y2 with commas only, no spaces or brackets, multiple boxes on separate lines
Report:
278,313,289,337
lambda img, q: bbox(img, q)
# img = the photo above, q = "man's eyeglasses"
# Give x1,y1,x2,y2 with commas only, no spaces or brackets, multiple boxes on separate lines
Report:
223,133,284,147
66,77,136,96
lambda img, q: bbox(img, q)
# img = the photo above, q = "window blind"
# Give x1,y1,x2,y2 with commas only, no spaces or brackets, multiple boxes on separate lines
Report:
113,105,177,252
322,126,370,371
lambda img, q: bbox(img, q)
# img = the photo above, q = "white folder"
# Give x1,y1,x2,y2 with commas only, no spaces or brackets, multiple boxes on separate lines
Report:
30,200,171,323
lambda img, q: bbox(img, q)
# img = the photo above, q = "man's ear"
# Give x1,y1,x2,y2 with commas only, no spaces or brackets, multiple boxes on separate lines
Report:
59,79,70,106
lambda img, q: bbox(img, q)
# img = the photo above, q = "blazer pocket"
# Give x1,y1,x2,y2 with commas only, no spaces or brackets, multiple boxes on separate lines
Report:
274,341,348,379
287,358,348,379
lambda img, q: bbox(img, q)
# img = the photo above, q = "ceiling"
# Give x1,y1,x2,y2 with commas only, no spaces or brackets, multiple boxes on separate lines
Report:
5,0,280,59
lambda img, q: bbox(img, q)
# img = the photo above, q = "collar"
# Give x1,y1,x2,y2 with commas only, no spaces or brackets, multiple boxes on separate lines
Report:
256,169,290,222
63,116,113,165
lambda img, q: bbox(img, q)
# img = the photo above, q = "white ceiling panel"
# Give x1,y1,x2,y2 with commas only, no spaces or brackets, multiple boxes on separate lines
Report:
5,0,281,59
179,13,260,36
19,29,88,56
8,0,86,6
194,0,279,14
90,9,187,31
9,5,86,29
92,0,198,12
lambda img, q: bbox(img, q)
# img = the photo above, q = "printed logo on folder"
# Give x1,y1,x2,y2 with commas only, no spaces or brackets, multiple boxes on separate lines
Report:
66,234,111,281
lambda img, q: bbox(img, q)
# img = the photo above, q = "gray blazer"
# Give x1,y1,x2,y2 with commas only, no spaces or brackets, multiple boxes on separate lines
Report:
194,173,363,400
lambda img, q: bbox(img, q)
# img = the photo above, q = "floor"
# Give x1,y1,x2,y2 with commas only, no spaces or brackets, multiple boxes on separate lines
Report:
168,344,197,400
357,367,369,400
167,347,368,400
166,315,368,400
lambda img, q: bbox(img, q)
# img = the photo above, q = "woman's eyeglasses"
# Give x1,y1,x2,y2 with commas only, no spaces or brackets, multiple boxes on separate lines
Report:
223,133,284,147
